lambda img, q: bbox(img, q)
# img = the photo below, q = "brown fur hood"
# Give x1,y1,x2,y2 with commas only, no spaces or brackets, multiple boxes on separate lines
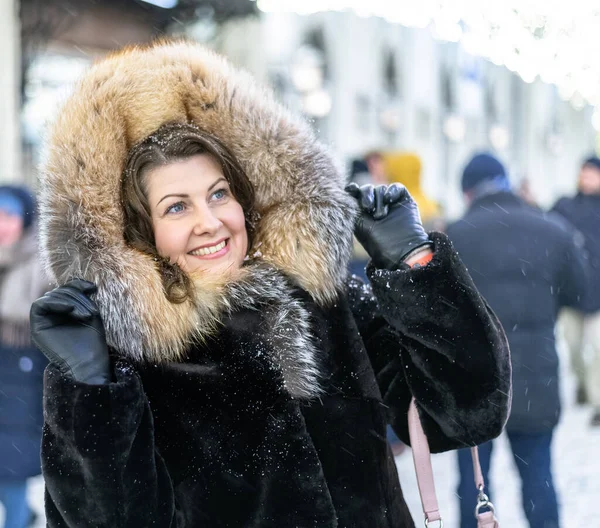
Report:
39,40,356,378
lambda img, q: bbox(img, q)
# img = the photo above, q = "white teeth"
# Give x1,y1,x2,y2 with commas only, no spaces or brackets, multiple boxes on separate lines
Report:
189,240,226,256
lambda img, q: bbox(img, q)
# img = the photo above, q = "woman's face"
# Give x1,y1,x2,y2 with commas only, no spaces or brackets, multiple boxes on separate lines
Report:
0,212,23,247
579,165,600,195
146,154,248,276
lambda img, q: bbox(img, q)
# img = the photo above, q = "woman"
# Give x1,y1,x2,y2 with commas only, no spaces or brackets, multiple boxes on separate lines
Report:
0,186,47,528
31,41,511,527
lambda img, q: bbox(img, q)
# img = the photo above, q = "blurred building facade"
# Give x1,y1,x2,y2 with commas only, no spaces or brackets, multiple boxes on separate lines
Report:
210,9,596,218
5,2,597,217
1,0,21,183
19,0,190,185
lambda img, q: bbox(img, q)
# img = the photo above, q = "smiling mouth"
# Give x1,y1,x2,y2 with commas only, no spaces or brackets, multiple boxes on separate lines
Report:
188,239,228,256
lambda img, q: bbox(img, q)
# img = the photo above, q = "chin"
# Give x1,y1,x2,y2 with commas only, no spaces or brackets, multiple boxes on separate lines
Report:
187,257,242,277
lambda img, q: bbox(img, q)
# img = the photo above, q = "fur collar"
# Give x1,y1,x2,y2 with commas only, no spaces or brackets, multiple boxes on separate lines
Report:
222,266,322,398
38,41,355,384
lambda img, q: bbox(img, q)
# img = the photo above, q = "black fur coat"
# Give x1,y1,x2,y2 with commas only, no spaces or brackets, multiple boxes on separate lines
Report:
42,235,511,528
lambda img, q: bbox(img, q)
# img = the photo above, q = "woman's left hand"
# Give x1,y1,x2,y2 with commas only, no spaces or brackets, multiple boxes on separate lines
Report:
345,183,431,270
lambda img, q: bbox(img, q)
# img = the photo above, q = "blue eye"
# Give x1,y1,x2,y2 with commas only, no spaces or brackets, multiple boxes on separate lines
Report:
165,201,185,215
212,188,228,201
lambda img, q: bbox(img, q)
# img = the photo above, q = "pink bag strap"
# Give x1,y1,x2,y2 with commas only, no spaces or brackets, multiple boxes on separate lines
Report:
408,399,441,525
471,445,484,489
476,511,499,528
407,398,499,527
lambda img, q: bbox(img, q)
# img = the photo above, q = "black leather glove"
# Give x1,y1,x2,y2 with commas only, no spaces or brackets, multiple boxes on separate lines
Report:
346,183,432,270
30,279,111,385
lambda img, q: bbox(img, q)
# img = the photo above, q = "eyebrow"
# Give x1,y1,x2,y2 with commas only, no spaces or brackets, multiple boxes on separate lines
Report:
208,177,228,193
156,193,186,207
155,177,228,207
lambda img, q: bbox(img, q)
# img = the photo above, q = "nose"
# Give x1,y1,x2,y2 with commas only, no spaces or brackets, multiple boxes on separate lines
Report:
192,204,223,236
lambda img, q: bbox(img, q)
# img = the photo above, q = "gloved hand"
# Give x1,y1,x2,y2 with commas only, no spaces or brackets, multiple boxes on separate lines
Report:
345,183,432,270
30,279,111,385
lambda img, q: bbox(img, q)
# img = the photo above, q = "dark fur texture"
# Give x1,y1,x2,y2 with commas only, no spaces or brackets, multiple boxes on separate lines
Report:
41,235,511,527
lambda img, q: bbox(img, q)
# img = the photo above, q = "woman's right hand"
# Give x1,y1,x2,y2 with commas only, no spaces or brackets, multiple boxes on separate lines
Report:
345,183,431,269
30,279,111,385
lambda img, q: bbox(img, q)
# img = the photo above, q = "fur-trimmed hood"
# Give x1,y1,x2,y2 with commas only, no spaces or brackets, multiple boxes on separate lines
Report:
39,40,356,369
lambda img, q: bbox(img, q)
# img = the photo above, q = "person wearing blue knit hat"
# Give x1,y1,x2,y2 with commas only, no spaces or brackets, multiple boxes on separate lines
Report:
0,188,27,250
0,185,48,528
448,152,588,528
461,152,511,198
0,192,25,218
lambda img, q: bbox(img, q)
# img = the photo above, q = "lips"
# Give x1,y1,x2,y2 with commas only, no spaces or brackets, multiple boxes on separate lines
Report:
188,239,228,256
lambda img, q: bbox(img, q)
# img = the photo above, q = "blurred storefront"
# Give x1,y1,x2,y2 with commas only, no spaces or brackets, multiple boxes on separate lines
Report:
1,0,21,183
208,3,597,217
19,0,257,184
12,1,600,216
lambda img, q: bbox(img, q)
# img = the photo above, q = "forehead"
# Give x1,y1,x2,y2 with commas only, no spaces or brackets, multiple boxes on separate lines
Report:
146,154,224,193
582,164,600,174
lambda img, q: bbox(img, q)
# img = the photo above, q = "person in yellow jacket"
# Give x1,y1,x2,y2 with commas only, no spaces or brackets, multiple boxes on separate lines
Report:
383,152,443,231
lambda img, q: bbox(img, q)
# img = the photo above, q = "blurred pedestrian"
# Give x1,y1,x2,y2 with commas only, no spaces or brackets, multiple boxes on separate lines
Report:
383,152,444,231
447,153,587,528
30,41,510,528
552,156,600,426
0,185,47,528
517,177,539,208
348,153,389,279
364,151,388,185
348,158,372,279
348,158,372,188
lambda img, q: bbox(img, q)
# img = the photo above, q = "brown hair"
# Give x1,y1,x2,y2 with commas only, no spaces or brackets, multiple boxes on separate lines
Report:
121,122,256,304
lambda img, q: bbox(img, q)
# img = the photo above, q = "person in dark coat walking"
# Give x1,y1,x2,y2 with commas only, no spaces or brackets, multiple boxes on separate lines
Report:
447,153,587,528
551,156,600,425
0,186,48,528
30,42,511,528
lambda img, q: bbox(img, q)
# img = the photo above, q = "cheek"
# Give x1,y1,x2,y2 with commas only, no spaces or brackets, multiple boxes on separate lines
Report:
226,204,248,253
153,224,169,256
153,221,186,259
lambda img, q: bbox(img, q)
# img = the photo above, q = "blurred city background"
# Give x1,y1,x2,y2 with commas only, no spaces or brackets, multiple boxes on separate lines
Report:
3,0,599,216
1,1,600,527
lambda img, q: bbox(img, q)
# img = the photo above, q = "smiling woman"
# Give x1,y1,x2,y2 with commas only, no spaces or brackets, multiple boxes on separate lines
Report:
122,123,255,303
31,41,511,528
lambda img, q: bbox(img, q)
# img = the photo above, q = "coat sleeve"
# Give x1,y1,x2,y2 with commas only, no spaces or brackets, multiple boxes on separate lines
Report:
348,232,512,453
42,361,179,527
550,197,569,218
555,221,589,310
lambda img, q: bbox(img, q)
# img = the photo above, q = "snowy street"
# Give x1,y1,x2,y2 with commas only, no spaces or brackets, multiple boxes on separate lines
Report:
395,403,600,527
395,363,600,527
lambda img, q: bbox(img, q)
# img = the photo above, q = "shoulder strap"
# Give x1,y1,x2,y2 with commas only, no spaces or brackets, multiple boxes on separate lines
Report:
408,398,499,527
408,399,442,524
